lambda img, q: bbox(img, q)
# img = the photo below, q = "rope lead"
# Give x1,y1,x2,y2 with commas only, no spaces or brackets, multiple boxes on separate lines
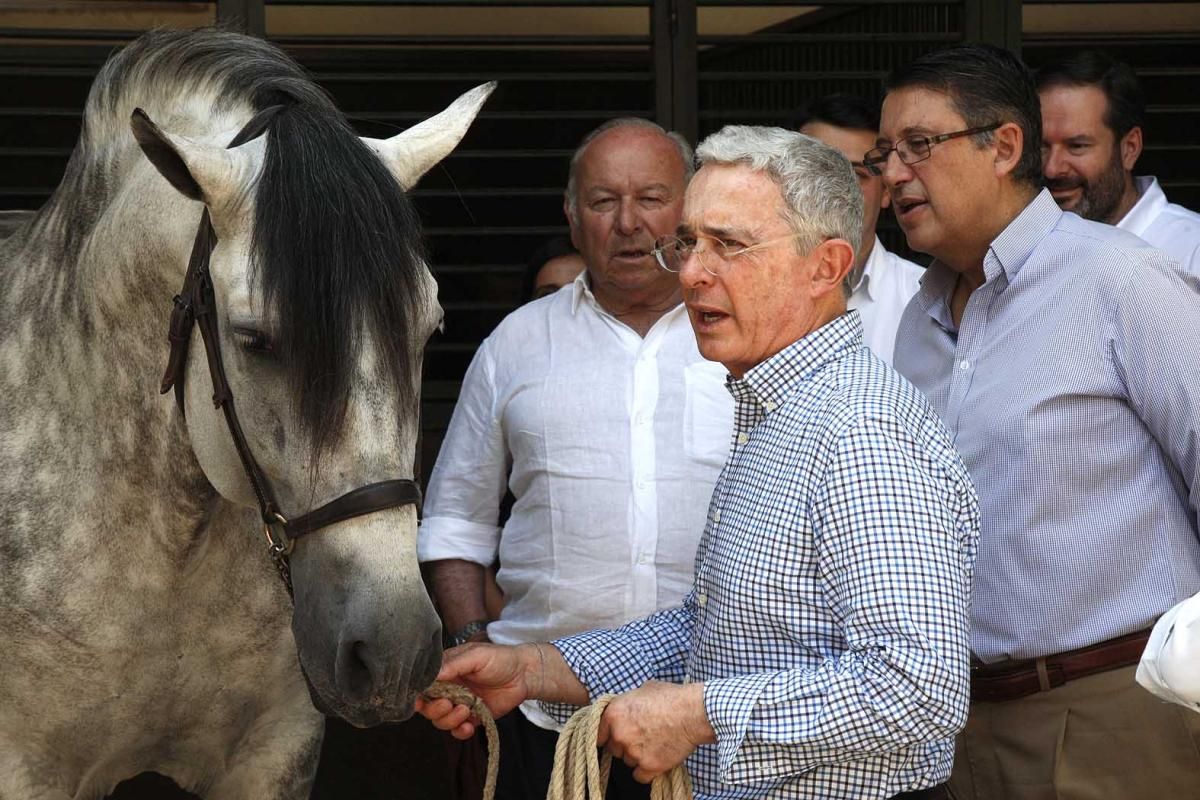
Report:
425,685,693,800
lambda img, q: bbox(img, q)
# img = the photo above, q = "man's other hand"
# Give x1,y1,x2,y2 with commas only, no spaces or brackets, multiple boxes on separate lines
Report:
597,681,716,784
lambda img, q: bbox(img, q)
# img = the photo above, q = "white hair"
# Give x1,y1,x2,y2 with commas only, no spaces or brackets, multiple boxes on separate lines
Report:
694,125,863,261
564,118,695,223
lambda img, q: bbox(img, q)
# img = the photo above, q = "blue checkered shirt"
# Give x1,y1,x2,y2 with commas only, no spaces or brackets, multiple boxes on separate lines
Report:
551,313,980,799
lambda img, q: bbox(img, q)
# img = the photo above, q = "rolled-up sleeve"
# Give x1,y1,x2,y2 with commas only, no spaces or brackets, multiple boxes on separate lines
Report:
418,339,509,566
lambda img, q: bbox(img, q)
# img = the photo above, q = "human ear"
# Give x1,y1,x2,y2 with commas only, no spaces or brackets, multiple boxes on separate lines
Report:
992,121,1024,180
810,238,855,297
1120,126,1143,172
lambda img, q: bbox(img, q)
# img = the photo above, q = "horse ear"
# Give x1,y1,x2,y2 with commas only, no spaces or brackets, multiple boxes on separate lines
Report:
130,108,241,205
367,82,496,191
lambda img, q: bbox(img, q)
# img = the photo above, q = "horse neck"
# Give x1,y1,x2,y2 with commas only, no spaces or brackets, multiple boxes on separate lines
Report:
0,151,217,547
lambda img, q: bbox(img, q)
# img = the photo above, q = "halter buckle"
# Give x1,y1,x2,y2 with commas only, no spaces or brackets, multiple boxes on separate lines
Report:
263,511,294,557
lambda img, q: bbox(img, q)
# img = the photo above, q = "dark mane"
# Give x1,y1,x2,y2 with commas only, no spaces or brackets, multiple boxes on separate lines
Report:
45,29,430,449
255,103,429,450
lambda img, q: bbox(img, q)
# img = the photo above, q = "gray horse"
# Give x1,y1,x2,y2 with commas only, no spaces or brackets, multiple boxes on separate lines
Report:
0,29,492,799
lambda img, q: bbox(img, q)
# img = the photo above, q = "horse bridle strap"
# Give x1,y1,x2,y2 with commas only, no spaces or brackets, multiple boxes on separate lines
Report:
158,106,423,592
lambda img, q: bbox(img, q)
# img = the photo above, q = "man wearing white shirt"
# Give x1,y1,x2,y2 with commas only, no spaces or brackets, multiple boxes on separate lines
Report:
419,118,732,800
799,94,925,365
1038,49,1200,273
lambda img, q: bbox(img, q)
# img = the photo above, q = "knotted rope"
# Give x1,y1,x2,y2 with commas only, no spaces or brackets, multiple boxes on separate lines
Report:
425,686,692,800
547,694,692,800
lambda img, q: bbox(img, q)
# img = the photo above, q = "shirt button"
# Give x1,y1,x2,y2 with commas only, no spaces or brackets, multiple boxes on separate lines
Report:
712,510,721,524
763,400,776,412
736,433,749,445
697,592,708,607
959,359,970,371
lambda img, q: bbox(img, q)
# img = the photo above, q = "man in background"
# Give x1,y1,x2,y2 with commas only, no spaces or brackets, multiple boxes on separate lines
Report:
524,236,586,301
878,43,1200,799
1038,49,1200,272
799,94,924,365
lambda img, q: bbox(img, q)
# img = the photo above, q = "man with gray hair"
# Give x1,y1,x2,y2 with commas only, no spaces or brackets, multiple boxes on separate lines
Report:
419,118,732,800
419,126,980,800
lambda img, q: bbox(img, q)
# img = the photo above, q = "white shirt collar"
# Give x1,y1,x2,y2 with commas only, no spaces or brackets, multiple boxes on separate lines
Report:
1118,176,1168,238
569,269,591,315
569,269,687,328
852,236,887,301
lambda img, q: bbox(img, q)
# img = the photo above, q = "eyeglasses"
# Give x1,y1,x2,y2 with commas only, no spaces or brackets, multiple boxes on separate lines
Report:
652,231,807,276
862,123,1001,176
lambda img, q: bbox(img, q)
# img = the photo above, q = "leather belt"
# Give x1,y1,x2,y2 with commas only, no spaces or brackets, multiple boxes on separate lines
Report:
970,629,1151,703
891,785,947,800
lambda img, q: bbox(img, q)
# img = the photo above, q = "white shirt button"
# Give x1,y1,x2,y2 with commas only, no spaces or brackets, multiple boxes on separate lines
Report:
737,433,749,445
712,510,721,524
959,359,970,371
697,592,708,607
763,400,777,412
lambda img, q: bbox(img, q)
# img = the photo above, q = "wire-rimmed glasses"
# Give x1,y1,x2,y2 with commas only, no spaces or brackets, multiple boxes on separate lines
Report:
652,231,807,276
862,123,1001,176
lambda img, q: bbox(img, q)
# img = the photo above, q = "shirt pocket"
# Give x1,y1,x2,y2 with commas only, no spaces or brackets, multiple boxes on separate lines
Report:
683,360,734,469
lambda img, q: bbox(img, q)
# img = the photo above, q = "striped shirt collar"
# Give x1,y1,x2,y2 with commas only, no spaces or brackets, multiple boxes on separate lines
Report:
915,188,1063,331
730,311,865,412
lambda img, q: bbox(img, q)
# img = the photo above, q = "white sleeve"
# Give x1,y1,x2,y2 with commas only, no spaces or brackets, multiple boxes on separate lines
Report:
417,338,508,566
1137,591,1200,713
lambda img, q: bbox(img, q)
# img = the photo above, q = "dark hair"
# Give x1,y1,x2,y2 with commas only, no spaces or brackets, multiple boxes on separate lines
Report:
522,236,579,301
1035,50,1144,138
797,93,880,133
887,43,1043,188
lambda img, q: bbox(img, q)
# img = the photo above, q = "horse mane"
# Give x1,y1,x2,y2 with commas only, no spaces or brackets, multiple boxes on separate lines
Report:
36,28,430,450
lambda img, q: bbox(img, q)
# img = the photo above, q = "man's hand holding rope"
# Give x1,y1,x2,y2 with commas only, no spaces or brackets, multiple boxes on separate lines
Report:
416,641,589,740
417,642,716,786
596,680,715,784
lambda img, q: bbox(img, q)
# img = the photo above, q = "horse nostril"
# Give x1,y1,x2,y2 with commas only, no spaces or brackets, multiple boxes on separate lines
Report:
335,639,377,702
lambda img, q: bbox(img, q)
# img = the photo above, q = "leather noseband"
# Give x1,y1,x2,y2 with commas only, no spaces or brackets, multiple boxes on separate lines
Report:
158,105,423,594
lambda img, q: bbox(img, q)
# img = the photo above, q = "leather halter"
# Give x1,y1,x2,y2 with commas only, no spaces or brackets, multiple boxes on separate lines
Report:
159,106,423,593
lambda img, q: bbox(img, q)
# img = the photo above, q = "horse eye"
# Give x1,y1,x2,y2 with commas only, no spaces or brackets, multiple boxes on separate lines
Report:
231,327,273,353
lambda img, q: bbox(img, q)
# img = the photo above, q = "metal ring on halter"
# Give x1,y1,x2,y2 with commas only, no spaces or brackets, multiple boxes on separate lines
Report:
263,511,293,557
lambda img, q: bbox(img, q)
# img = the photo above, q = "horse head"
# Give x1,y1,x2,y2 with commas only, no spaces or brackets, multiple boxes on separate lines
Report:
128,83,494,727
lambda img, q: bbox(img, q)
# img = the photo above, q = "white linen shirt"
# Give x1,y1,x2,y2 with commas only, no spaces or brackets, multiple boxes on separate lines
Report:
846,237,925,366
1118,176,1200,274
419,273,733,727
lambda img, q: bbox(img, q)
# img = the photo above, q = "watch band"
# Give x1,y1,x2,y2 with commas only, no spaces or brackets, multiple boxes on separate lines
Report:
445,619,489,649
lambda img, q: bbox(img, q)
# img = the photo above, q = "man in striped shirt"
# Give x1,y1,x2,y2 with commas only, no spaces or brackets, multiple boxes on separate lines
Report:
876,44,1200,798
419,126,981,800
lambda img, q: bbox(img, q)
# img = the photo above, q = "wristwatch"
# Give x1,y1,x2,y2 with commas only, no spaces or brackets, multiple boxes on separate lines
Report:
444,619,488,649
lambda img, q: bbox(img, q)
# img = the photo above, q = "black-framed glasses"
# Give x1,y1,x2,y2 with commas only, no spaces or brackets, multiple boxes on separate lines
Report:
862,123,1001,176
652,231,807,276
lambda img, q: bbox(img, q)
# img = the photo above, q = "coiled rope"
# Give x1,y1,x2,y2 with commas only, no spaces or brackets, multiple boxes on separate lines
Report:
547,694,693,800
425,683,693,800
